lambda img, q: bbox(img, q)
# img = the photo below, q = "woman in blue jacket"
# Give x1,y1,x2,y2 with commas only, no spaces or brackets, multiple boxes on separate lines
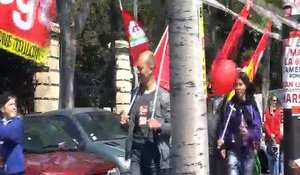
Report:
0,92,25,175
217,72,262,175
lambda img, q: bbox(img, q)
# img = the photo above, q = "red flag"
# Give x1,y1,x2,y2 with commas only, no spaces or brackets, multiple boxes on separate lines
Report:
227,21,272,101
0,0,56,64
120,9,150,66
242,21,272,82
211,2,252,75
154,26,170,91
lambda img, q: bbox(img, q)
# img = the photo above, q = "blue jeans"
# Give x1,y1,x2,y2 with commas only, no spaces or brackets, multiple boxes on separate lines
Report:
227,150,255,175
267,142,280,175
279,150,284,174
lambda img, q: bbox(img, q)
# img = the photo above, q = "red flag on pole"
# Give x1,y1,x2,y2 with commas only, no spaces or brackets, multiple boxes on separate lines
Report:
154,26,170,92
211,2,252,76
242,21,272,82
120,8,150,66
227,21,272,100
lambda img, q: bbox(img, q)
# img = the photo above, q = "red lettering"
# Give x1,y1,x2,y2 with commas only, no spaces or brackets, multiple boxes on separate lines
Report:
289,48,300,57
285,93,300,103
292,94,298,103
285,58,293,65
283,82,294,88
285,94,291,103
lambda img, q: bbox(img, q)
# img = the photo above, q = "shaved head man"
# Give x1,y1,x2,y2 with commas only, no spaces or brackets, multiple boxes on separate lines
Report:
120,51,171,175
136,51,156,92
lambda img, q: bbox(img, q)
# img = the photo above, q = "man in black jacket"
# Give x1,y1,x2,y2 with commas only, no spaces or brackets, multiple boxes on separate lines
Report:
120,51,171,175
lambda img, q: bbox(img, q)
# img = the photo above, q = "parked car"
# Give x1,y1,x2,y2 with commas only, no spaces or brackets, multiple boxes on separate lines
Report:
23,115,120,175
26,108,130,174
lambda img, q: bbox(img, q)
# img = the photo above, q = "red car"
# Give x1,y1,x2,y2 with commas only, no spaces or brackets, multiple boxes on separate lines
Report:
23,115,120,175
25,151,118,175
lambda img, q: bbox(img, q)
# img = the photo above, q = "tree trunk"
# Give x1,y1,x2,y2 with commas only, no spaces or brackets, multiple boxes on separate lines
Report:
262,39,271,121
132,0,139,88
58,0,76,109
57,0,91,109
168,0,210,174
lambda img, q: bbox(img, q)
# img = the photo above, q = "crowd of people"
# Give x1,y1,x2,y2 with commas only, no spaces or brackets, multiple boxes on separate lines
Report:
0,50,284,175
119,50,284,175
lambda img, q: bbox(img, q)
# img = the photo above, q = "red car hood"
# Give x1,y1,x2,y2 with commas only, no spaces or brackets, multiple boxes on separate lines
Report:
25,151,115,175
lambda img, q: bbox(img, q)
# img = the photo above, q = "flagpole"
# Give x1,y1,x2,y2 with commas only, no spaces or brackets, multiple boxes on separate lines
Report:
154,26,169,55
127,86,140,115
151,26,169,118
118,0,123,10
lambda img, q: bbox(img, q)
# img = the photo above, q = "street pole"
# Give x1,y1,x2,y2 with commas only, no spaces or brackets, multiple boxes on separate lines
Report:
169,0,209,174
282,1,300,174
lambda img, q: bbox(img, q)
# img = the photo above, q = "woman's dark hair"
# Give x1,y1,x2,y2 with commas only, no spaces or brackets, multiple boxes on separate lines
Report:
232,72,259,125
233,71,256,103
0,92,17,108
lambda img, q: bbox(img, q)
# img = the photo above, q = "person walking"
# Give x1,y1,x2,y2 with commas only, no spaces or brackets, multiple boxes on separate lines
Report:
217,71,262,175
120,51,171,175
264,95,282,175
0,92,25,175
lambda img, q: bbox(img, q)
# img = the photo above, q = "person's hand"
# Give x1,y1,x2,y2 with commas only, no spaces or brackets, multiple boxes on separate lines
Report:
147,118,161,130
220,149,226,159
217,139,224,149
289,160,300,169
239,126,248,137
271,134,276,139
120,111,129,126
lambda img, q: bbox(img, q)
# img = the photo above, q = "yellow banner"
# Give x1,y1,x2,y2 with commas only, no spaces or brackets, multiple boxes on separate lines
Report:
199,4,207,97
0,29,48,64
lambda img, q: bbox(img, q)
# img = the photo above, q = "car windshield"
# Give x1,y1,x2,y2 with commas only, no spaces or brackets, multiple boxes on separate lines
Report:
23,116,80,153
75,111,127,141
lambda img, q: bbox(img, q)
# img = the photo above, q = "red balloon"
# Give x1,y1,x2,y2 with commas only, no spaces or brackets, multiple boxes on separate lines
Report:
210,59,237,96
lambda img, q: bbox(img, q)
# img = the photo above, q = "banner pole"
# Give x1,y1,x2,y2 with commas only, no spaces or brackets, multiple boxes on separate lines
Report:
151,26,169,118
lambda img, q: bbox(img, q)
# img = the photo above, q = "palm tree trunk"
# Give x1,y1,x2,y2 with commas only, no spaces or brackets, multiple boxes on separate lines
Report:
168,0,210,174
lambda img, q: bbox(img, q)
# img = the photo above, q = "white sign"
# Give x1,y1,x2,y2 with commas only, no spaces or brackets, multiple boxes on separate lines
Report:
282,37,300,89
282,35,300,108
283,0,300,16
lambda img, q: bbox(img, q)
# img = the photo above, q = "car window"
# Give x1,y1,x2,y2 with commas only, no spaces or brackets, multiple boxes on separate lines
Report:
23,116,80,153
75,111,127,141
48,115,83,144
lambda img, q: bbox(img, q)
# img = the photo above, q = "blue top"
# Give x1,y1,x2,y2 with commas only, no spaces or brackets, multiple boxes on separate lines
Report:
219,100,262,152
0,117,25,174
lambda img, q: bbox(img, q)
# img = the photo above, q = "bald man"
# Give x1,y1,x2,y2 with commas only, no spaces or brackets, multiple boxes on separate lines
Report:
121,51,171,175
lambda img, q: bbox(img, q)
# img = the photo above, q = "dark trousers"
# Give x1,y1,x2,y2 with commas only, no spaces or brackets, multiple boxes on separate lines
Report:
130,142,168,175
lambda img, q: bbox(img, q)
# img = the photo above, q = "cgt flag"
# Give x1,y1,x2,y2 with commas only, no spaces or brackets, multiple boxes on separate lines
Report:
154,26,169,92
120,8,150,66
227,21,272,100
0,0,56,64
